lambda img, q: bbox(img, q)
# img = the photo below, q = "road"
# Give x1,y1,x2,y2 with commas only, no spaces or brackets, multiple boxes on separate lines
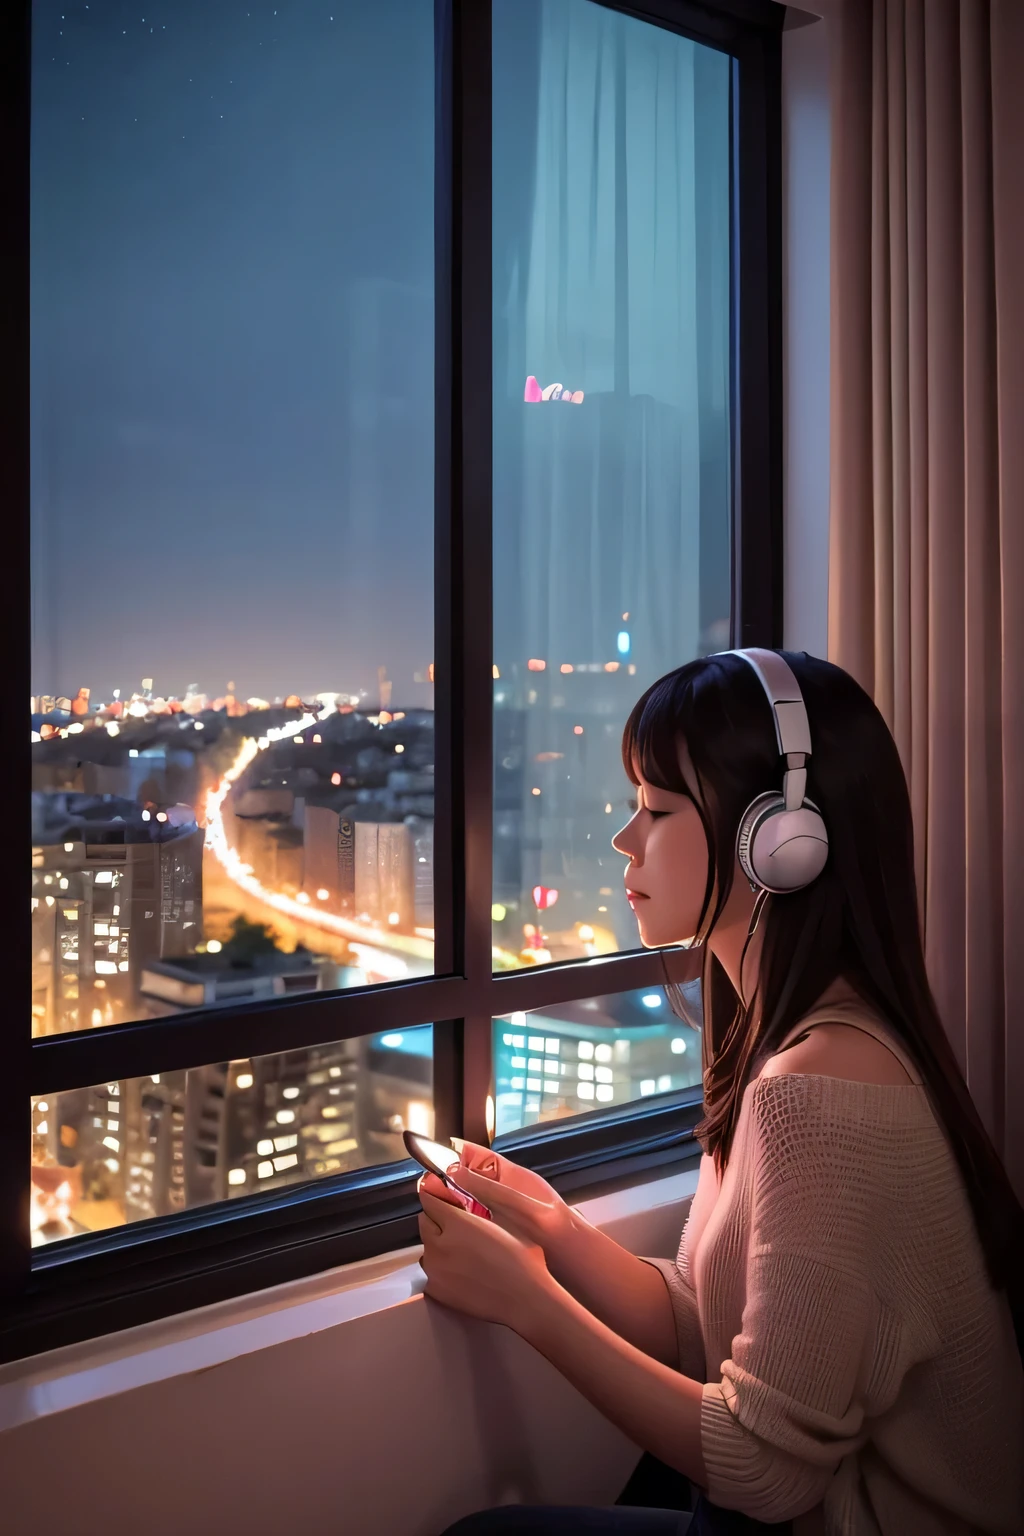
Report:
200,712,522,982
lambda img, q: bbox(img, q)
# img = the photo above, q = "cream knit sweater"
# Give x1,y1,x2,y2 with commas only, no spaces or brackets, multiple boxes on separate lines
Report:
642,993,1024,1535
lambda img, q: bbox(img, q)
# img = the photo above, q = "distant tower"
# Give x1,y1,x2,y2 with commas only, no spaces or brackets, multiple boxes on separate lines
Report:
377,666,392,710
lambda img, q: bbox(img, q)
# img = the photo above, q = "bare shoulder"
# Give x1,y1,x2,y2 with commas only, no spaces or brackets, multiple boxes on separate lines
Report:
758,1023,916,1087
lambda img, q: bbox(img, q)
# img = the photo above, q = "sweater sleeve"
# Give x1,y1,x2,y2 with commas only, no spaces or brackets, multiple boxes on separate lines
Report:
700,1079,882,1522
638,1255,707,1382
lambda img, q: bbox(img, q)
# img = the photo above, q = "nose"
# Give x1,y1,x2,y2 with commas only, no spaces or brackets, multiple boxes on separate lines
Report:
611,809,644,860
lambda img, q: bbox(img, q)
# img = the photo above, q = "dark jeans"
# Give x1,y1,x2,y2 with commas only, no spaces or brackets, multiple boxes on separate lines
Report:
439,1510,691,1534
437,1454,793,1535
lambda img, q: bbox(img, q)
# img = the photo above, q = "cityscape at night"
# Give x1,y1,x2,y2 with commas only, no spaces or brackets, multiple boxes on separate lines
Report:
29,0,730,1245
29,660,708,1245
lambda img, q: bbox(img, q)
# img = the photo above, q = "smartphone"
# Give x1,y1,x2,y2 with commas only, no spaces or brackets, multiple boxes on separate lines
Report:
403,1130,492,1220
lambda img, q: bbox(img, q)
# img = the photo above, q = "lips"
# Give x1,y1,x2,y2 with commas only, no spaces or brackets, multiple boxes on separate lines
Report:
626,888,649,906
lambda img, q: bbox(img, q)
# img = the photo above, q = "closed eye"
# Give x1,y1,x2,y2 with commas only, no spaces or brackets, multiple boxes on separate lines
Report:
628,797,670,819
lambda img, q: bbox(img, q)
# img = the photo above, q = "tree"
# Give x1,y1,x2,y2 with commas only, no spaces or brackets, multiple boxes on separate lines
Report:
221,916,282,965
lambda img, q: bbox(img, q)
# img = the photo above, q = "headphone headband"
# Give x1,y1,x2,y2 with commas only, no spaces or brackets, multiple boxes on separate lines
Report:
715,648,812,814
714,648,811,758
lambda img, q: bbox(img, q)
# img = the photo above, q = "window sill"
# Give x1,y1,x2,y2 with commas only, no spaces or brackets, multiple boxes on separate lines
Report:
0,1164,698,1437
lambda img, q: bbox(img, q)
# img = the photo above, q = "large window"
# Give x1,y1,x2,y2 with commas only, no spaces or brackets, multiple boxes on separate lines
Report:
3,0,782,1361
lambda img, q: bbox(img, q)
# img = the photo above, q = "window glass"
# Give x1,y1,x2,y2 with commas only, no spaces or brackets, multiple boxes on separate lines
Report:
491,0,731,971
30,1023,433,1247
30,0,434,1036
493,984,702,1137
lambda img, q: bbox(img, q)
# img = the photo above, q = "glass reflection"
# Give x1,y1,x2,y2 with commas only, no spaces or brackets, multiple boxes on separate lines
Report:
493,984,703,1137
30,1023,433,1246
492,0,732,971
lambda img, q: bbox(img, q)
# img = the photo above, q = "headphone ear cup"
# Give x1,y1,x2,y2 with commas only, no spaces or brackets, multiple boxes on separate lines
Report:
736,793,829,894
737,792,784,888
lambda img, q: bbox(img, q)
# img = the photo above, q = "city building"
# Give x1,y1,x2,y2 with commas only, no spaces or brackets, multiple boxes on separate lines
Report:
303,802,347,911
492,985,704,1137
31,792,204,1035
139,949,340,1014
354,821,415,930
32,1023,436,1236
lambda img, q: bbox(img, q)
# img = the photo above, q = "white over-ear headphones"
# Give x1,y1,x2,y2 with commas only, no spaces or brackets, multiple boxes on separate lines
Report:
715,648,829,894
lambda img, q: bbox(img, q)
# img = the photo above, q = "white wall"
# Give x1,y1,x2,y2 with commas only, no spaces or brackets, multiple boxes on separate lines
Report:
782,10,831,658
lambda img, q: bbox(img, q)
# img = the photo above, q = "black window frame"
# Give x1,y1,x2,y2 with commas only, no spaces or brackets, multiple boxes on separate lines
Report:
0,0,783,1364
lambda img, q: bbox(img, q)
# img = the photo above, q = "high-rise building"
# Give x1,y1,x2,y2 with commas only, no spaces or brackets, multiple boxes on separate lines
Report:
31,792,203,1035
303,802,344,909
492,989,703,1137
123,1070,189,1222
353,820,415,930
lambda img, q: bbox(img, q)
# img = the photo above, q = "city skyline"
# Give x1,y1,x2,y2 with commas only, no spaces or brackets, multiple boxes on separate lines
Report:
30,652,651,1045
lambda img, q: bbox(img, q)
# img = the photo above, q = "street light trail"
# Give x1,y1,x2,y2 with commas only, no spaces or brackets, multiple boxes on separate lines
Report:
202,712,521,971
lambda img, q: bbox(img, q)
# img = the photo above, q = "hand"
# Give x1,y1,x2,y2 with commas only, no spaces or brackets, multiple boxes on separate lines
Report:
441,1140,573,1253
417,1184,555,1332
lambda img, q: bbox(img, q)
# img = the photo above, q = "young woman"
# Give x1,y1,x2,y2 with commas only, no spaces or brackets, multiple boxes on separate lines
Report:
420,650,1024,1536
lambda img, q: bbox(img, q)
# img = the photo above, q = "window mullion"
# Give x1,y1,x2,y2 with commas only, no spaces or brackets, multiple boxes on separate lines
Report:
449,0,493,997
29,975,471,1098
734,29,783,647
488,947,702,1017
447,0,495,1137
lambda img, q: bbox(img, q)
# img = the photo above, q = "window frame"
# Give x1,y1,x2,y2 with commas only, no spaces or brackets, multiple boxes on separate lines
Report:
0,0,783,1363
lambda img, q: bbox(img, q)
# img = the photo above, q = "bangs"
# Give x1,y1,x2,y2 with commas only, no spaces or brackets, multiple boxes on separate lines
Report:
621,669,697,794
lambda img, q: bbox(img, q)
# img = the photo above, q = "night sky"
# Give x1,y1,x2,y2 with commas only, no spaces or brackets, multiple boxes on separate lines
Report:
30,0,435,706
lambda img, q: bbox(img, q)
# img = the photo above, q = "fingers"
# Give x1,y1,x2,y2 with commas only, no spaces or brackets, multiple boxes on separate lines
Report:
451,1139,499,1177
418,1171,463,1207
418,1210,441,1243
419,1185,469,1227
455,1164,527,1203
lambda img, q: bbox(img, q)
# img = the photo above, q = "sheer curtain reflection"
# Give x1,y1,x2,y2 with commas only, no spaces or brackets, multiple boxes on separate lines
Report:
492,0,732,962
494,0,731,678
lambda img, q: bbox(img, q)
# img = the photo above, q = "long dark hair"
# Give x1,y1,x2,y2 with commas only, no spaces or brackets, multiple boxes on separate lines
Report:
622,650,1024,1321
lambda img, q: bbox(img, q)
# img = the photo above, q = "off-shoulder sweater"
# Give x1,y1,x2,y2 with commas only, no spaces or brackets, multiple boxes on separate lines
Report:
642,988,1024,1535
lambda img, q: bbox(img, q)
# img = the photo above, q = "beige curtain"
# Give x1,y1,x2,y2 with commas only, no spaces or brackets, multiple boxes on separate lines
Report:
828,0,1024,1198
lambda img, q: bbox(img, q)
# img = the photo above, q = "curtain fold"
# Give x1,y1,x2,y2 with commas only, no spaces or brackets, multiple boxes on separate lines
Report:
829,0,1023,1195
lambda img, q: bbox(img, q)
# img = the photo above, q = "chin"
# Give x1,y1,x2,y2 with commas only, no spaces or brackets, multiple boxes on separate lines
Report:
636,920,666,950
637,916,695,950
